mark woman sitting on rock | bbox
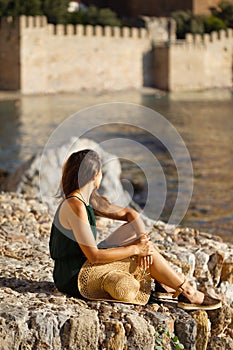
[49,149,221,310]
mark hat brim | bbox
[78,256,152,305]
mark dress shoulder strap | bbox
[66,195,87,206]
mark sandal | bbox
[178,294,222,311]
[151,281,178,305]
[172,280,222,311]
[172,279,186,298]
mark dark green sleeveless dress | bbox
[49,196,97,297]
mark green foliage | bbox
[211,0,233,27]
[190,15,206,35]
[0,0,42,17]
[171,11,205,38]
[81,5,99,25]
[0,0,123,27]
[168,331,185,350]
[154,326,184,350]
[171,10,192,39]
[21,0,42,15]
[204,15,227,33]
[64,5,122,26]
[0,0,10,17]
[172,1,233,37]
[96,7,122,26]
[41,0,70,24]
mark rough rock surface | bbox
[190,310,209,350]
[1,139,233,349]
[0,192,233,350]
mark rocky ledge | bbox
[0,191,233,350]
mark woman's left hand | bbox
[138,254,153,270]
[137,233,154,269]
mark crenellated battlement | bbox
[3,15,232,42]
[185,28,233,45]
[0,16,45,32]
[0,15,148,38]
[0,15,151,93]
[20,16,47,28]
[17,15,148,38]
[0,16,232,93]
[156,27,233,92]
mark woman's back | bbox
[49,196,97,296]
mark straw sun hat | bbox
[78,256,152,305]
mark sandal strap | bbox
[172,279,186,298]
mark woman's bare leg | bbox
[150,248,204,304]
[100,224,204,304]
[99,222,138,247]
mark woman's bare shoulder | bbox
[60,197,86,216]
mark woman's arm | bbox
[63,198,153,265]
[91,192,146,237]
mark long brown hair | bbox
[58,149,101,198]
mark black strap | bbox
[66,195,87,206]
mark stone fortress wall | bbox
[0,16,151,94]
[0,15,232,93]
[154,29,233,91]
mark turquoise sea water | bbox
[0,89,232,242]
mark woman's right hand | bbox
[135,234,154,256]
[135,234,154,269]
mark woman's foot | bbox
[152,280,222,310]
[175,280,222,311]
[178,294,222,311]
[181,282,204,304]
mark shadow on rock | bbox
[0,277,56,295]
